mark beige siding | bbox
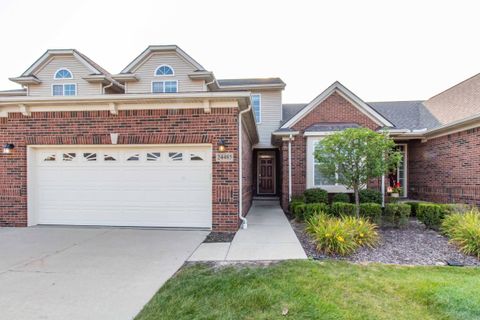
[424,73,480,124]
[253,90,283,148]
[126,52,205,93]
[27,55,102,96]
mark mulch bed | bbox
[203,232,236,243]
[290,218,480,266]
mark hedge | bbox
[359,189,382,204]
[417,203,445,229]
[332,193,350,203]
[384,203,411,228]
[359,203,382,223]
[304,188,329,204]
[330,202,356,217]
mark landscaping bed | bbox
[291,217,480,266]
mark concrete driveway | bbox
[0,227,208,320]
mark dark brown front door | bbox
[258,154,275,194]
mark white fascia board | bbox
[272,131,300,136]
[0,91,252,106]
[303,131,337,136]
[281,81,393,129]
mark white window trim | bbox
[306,136,352,193]
[151,80,178,93]
[251,93,261,124]
[154,64,175,77]
[53,68,73,80]
[51,83,77,96]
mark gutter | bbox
[238,104,252,229]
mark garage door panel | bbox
[32,147,212,228]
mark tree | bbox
[314,128,402,218]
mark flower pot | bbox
[391,193,399,198]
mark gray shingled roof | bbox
[217,78,285,87]
[282,101,440,130]
[282,103,307,124]
[368,101,440,130]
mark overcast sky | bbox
[0,0,478,103]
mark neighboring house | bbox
[0,46,479,232]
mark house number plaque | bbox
[216,153,234,162]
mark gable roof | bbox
[281,81,394,129]
[368,101,440,130]
[9,49,123,90]
[120,45,206,74]
[20,49,110,77]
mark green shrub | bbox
[441,203,471,215]
[304,188,328,204]
[384,203,411,228]
[359,203,382,223]
[359,189,382,204]
[441,211,480,258]
[332,193,350,203]
[292,202,328,221]
[417,203,445,229]
[289,200,304,212]
[330,202,356,217]
[291,203,306,221]
[303,203,329,221]
[290,195,306,203]
[404,201,423,217]
[306,214,378,256]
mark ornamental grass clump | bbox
[306,214,379,256]
[441,210,480,258]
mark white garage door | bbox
[30,146,212,228]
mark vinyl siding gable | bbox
[253,90,283,148]
[126,52,205,93]
[27,55,102,96]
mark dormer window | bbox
[155,65,174,76]
[152,81,178,93]
[53,84,77,96]
[54,68,73,79]
[52,68,76,96]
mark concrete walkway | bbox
[189,200,307,261]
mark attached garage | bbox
[28,145,212,228]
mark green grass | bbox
[136,260,480,320]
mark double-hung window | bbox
[251,94,261,124]
[152,81,178,93]
[52,84,76,96]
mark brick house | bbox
[1,46,479,232]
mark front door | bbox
[258,152,276,195]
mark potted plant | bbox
[389,182,402,198]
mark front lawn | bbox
[136,260,480,320]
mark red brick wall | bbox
[408,127,480,205]
[0,107,245,232]
[241,122,253,218]
[281,92,380,209]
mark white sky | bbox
[0,0,478,103]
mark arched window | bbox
[54,68,73,79]
[155,65,174,76]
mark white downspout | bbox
[238,104,252,229]
[288,135,293,202]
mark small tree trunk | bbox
[354,186,360,218]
